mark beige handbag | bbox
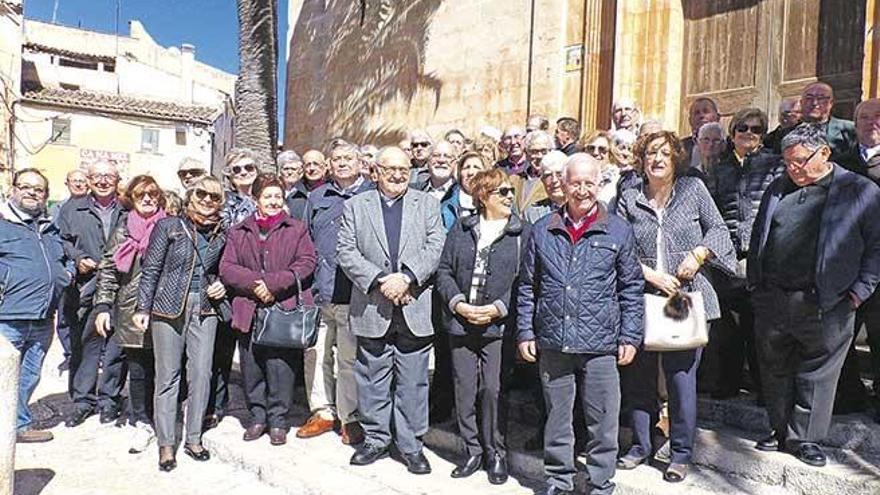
[643,291,708,352]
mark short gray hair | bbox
[562,152,600,181]
[524,130,553,150]
[697,122,725,140]
[328,139,358,157]
[780,123,829,152]
[277,150,302,166]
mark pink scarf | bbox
[255,211,286,232]
[114,209,167,273]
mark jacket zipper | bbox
[35,227,53,319]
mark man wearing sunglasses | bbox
[408,129,433,185]
[56,160,127,427]
[800,82,856,165]
[747,124,880,467]
[176,157,207,192]
[0,169,74,444]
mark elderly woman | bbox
[474,134,501,165]
[441,152,488,230]
[522,150,567,223]
[436,168,530,485]
[220,174,316,446]
[134,176,228,471]
[583,130,620,204]
[222,148,259,228]
[615,131,736,482]
[94,175,166,454]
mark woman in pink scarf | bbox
[93,175,167,455]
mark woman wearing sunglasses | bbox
[219,174,316,446]
[134,176,228,472]
[93,176,166,455]
[582,130,621,205]
[435,169,531,485]
[222,148,260,228]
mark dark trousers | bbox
[835,290,880,411]
[623,348,701,465]
[70,307,128,412]
[450,334,507,458]
[206,321,236,418]
[858,292,880,389]
[541,351,619,495]
[56,289,74,361]
[753,287,854,443]
[356,316,432,455]
[709,284,761,397]
[237,331,300,429]
[124,347,155,426]
[429,295,455,422]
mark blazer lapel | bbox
[398,191,417,257]
[364,191,391,259]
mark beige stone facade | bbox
[0,1,22,195]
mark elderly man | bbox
[1,169,73,443]
[176,157,208,192]
[523,150,567,224]
[444,129,467,158]
[57,160,127,427]
[338,147,445,474]
[298,140,375,444]
[696,122,727,177]
[399,139,413,160]
[764,97,802,153]
[302,149,328,190]
[518,154,644,495]
[408,129,433,172]
[496,126,529,175]
[414,140,458,203]
[527,114,550,133]
[611,98,642,133]
[513,130,553,212]
[682,97,721,169]
[277,150,309,220]
[554,118,580,156]
[748,124,880,466]
[800,82,856,164]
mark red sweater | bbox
[565,207,600,243]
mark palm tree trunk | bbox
[235,0,278,171]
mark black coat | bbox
[435,214,530,338]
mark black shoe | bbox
[202,414,222,431]
[486,454,508,485]
[99,405,122,424]
[756,432,784,452]
[350,443,389,466]
[158,457,177,472]
[183,444,210,462]
[787,442,826,467]
[543,486,575,495]
[402,451,432,475]
[65,407,94,428]
[450,454,482,478]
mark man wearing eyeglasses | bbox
[408,129,433,185]
[682,97,721,170]
[338,146,445,475]
[0,169,74,443]
[747,124,880,467]
[496,125,530,175]
[800,82,856,165]
[513,131,553,213]
[55,160,128,427]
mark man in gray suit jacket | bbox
[337,146,446,474]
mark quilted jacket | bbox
[516,203,645,355]
[137,216,226,319]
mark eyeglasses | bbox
[528,148,551,156]
[734,124,765,135]
[231,164,256,175]
[280,166,301,173]
[542,171,563,180]
[784,147,822,169]
[177,169,205,179]
[586,145,609,155]
[491,186,516,197]
[699,137,725,145]
[378,165,410,177]
[194,188,222,203]
[90,173,119,182]
[411,141,431,148]
[802,94,832,104]
[304,161,324,167]
[133,189,161,200]
[14,183,47,195]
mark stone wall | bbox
[0,1,22,196]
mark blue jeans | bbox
[0,319,54,431]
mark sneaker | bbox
[128,423,155,454]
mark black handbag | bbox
[253,274,320,349]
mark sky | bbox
[24,0,289,133]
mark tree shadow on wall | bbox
[285,0,444,149]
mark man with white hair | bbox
[414,140,458,203]
[278,150,309,220]
[176,157,208,191]
[513,130,554,212]
[612,98,642,133]
[57,159,128,427]
[496,125,529,175]
[764,97,802,153]
[517,153,644,495]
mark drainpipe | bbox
[526,0,536,118]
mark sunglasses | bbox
[492,186,516,197]
[586,145,609,155]
[734,124,765,135]
[231,164,256,175]
[177,168,205,179]
[194,188,222,203]
[90,173,119,182]
[133,189,161,200]
[411,141,431,148]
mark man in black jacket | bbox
[57,160,127,427]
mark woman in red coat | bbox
[220,174,317,446]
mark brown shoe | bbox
[296,414,336,439]
[243,423,267,441]
[341,421,365,445]
[269,427,287,446]
[16,429,53,443]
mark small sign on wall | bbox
[565,44,584,72]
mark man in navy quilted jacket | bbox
[517,154,645,495]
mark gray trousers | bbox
[356,315,432,455]
[152,292,218,447]
[753,287,854,443]
[541,351,619,495]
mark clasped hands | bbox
[378,273,413,306]
[253,279,275,305]
[454,301,500,326]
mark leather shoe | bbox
[787,442,827,467]
[202,414,222,431]
[402,451,432,475]
[183,444,210,461]
[755,432,784,452]
[543,486,575,495]
[16,429,54,443]
[243,423,267,442]
[269,427,287,446]
[350,443,389,466]
[296,414,336,439]
[99,404,122,424]
[450,454,482,478]
[486,454,508,485]
[158,457,177,472]
[66,407,94,428]
[341,421,364,445]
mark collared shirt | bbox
[379,190,405,208]
[563,205,599,243]
[860,143,880,163]
[331,175,365,197]
[424,178,454,202]
[92,196,118,240]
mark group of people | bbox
[2,79,880,495]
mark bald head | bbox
[563,153,602,183]
[65,169,89,197]
[86,160,119,200]
[801,82,835,123]
[376,146,411,198]
[377,146,410,168]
